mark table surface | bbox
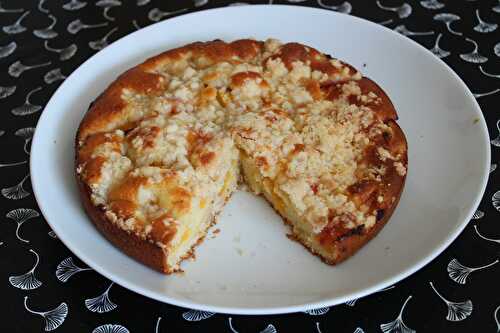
[1,0,499,332]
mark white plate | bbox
[31,5,490,315]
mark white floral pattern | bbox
[0,0,496,331]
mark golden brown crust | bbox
[75,159,229,274]
[77,39,356,143]
[332,166,405,264]
[76,170,170,273]
[75,38,408,273]
[319,122,407,263]
[315,114,407,262]
[275,119,407,264]
[77,40,260,142]
[143,39,264,72]
[267,42,357,78]
[356,77,397,121]
[287,178,404,265]
[77,68,166,142]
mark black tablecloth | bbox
[1,1,499,332]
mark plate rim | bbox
[30,4,491,315]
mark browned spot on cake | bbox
[198,86,217,106]
[78,132,122,161]
[108,176,148,202]
[323,83,343,101]
[150,215,177,244]
[199,152,215,166]
[169,187,192,214]
[304,79,322,100]
[349,180,378,207]
[231,71,265,87]
[82,156,107,184]
[77,68,165,141]
[270,43,317,69]
[109,199,137,220]
[318,213,364,245]
[127,126,161,148]
[356,77,397,121]
[230,39,264,60]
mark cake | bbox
[75,39,408,273]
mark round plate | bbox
[31,5,490,315]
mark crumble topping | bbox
[77,38,407,244]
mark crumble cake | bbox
[76,39,408,273]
